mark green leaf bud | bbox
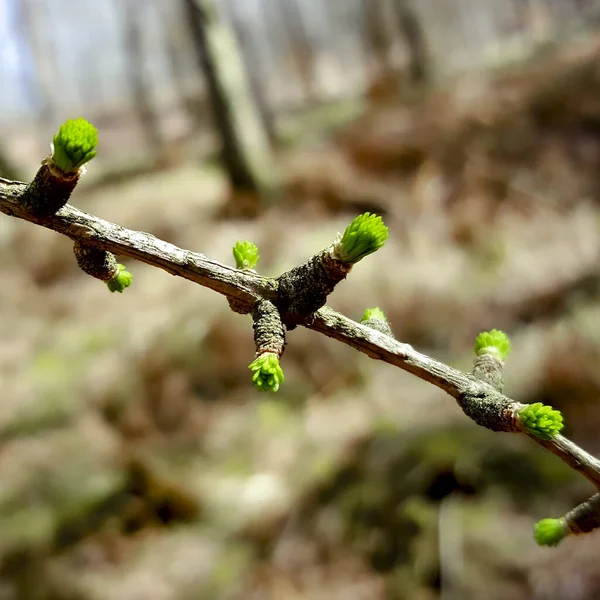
[52,118,98,173]
[249,352,284,392]
[106,264,134,293]
[474,329,511,360]
[518,402,564,440]
[360,306,394,337]
[233,241,260,270]
[361,307,387,323]
[335,213,388,264]
[534,517,568,547]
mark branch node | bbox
[277,249,349,329]
[20,160,80,217]
[458,388,517,433]
[73,241,119,281]
[249,300,286,392]
[472,353,505,392]
[252,299,285,357]
[227,297,252,315]
[566,494,600,535]
[360,307,394,338]
[19,118,97,217]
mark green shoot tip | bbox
[518,402,564,440]
[361,307,388,323]
[474,329,511,360]
[534,517,568,547]
[52,118,98,173]
[233,240,259,270]
[249,352,284,392]
[335,212,388,264]
[106,264,133,293]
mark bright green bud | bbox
[106,264,133,293]
[52,118,98,173]
[249,353,284,392]
[361,307,387,323]
[233,241,259,270]
[518,402,564,440]
[335,213,388,264]
[534,517,568,547]
[474,329,511,360]
[360,306,394,337]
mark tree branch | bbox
[2,172,600,537]
[0,177,278,308]
[311,308,600,488]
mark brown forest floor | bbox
[2,36,600,600]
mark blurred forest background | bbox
[2,0,600,598]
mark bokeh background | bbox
[2,0,600,598]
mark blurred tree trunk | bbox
[275,0,316,102]
[123,0,164,153]
[160,0,207,132]
[360,0,394,77]
[224,0,279,147]
[393,0,430,84]
[182,0,279,207]
[527,0,554,42]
